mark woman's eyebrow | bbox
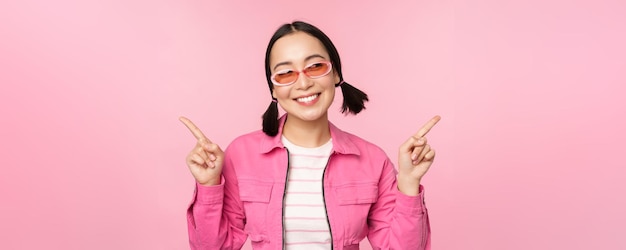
[305,54,326,62]
[273,54,327,70]
[273,61,292,71]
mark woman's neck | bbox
[282,115,331,148]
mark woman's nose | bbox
[295,72,314,90]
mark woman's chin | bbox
[290,110,328,123]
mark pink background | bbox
[1,0,625,249]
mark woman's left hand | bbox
[397,115,441,196]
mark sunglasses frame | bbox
[270,61,333,86]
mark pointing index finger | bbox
[414,115,441,138]
[179,116,211,143]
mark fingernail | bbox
[411,154,417,160]
[417,138,425,144]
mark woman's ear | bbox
[334,72,340,85]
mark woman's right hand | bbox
[179,116,224,186]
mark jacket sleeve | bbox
[367,157,431,250]
[186,150,247,250]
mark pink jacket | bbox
[187,116,431,249]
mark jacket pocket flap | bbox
[239,180,273,203]
[335,183,379,205]
[249,234,269,242]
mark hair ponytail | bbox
[336,81,368,114]
[262,99,279,136]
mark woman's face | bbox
[269,32,340,124]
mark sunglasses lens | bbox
[273,71,298,85]
[304,62,330,77]
[271,62,331,85]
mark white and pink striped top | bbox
[281,136,333,249]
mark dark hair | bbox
[262,21,369,136]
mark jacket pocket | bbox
[239,180,273,203]
[238,179,273,244]
[334,182,380,246]
[335,182,379,205]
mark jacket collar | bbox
[260,114,360,156]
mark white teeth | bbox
[296,94,318,103]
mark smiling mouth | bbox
[294,93,320,103]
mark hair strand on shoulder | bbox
[262,100,279,136]
[338,81,368,114]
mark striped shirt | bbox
[281,136,333,249]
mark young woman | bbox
[180,21,440,250]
